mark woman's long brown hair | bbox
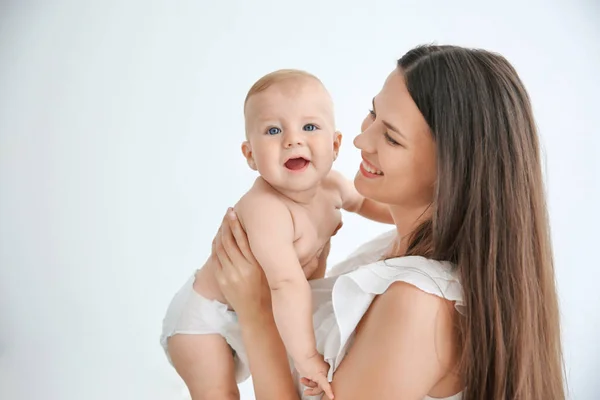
[398,45,565,399]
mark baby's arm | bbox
[327,170,395,224]
[235,193,319,365]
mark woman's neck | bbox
[387,203,432,257]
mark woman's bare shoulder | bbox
[325,281,461,400]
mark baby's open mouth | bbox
[284,157,309,171]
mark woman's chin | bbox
[354,173,381,202]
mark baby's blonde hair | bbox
[243,69,324,110]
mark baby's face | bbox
[242,79,341,193]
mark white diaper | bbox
[160,274,250,383]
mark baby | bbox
[161,69,392,399]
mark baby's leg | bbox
[168,334,239,400]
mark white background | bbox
[1,1,598,399]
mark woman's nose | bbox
[353,129,374,153]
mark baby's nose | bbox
[284,131,305,147]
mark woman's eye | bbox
[384,132,400,146]
[303,124,318,132]
[267,127,281,135]
[368,109,376,118]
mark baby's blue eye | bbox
[303,124,317,132]
[267,127,281,135]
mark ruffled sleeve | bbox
[311,255,464,383]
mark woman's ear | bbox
[333,131,342,161]
[241,141,257,170]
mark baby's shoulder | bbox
[322,170,344,191]
[318,170,347,207]
[235,178,291,219]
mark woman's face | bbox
[353,69,437,210]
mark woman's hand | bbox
[213,209,301,400]
[213,208,272,320]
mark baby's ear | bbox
[333,131,342,161]
[241,141,257,170]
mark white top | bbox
[296,230,465,400]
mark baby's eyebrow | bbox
[302,115,327,121]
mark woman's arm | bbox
[215,210,459,400]
[214,210,300,400]
[238,300,299,400]
[315,282,459,400]
[327,170,394,224]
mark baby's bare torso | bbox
[194,177,343,305]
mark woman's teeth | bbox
[362,161,383,175]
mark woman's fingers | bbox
[302,375,334,398]
[220,211,245,267]
[303,386,324,397]
[226,210,256,263]
[300,377,317,388]
[221,208,256,271]
[211,226,221,259]
[214,226,234,282]
[314,376,334,399]
[213,210,231,266]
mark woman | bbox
[212,44,565,400]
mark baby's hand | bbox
[297,353,334,399]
